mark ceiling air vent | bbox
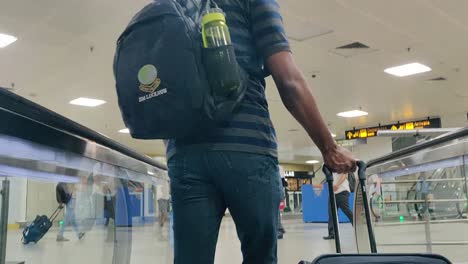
[330,41,378,58]
[427,77,447,81]
[336,42,370,49]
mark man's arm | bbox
[248,0,354,172]
[265,51,356,173]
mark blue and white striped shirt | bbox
[167,0,290,159]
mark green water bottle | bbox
[201,8,240,97]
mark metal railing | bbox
[0,88,169,264]
[354,126,468,262]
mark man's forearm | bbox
[275,74,336,155]
[267,51,356,173]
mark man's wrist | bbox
[320,141,337,157]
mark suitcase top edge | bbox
[311,253,451,264]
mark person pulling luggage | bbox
[56,182,85,242]
[114,0,356,262]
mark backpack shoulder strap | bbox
[176,0,211,24]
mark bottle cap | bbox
[202,11,226,26]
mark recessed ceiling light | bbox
[331,133,337,138]
[0,33,17,48]
[69,97,106,107]
[384,62,431,77]
[337,110,368,118]
[119,128,130,134]
[147,171,155,175]
[306,160,320,164]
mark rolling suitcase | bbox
[22,206,62,244]
[299,161,451,264]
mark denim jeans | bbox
[168,151,281,264]
[58,199,81,238]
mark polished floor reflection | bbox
[6,217,355,264]
[215,217,356,263]
[9,215,468,263]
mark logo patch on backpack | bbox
[137,64,167,102]
[138,64,161,93]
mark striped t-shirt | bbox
[167,0,290,159]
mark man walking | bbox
[157,183,170,228]
[323,173,353,240]
[168,0,356,263]
[56,182,85,242]
[277,165,287,239]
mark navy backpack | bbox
[114,0,246,139]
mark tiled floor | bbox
[215,217,356,264]
[5,217,356,264]
[8,216,468,263]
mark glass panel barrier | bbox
[355,129,468,263]
[0,90,171,264]
[0,135,171,264]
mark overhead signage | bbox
[345,117,441,140]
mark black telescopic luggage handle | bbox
[322,164,342,253]
[50,205,63,222]
[322,161,377,254]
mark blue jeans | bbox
[58,199,81,237]
[168,151,281,264]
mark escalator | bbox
[405,167,466,220]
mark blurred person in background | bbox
[157,182,171,240]
[323,173,353,240]
[102,184,116,227]
[277,165,287,239]
[56,182,85,242]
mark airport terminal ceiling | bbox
[0,0,467,163]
